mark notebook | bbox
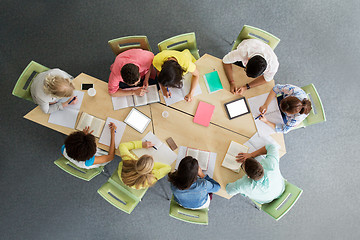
[162,72,202,106]
[132,132,177,165]
[193,101,215,127]
[186,147,211,170]
[98,117,127,149]
[204,71,223,94]
[76,112,106,138]
[221,141,249,173]
[243,132,280,154]
[111,85,160,110]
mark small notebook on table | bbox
[221,141,249,173]
[98,117,127,149]
[186,147,211,171]
[193,101,215,127]
[204,71,223,94]
[76,112,106,138]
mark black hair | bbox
[158,60,184,88]
[246,55,267,78]
[121,63,140,85]
[168,156,198,190]
[64,131,97,162]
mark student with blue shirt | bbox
[61,124,116,169]
[168,156,220,209]
[226,144,285,204]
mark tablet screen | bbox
[225,98,250,119]
[124,108,151,133]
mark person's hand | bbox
[142,141,154,148]
[236,86,246,95]
[230,83,238,94]
[143,80,149,90]
[236,153,252,163]
[109,122,117,134]
[184,93,193,102]
[259,105,267,114]
[134,87,148,96]
[162,87,171,98]
[198,166,205,178]
[82,126,94,135]
[259,115,268,123]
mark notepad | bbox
[98,117,126,149]
[162,72,202,106]
[112,85,160,110]
[76,112,106,138]
[186,147,211,170]
[132,132,177,165]
[204,71,223,94]
[221,141,249,173]
[193,101,215,127]
[243,132,280,154]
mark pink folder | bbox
[193,101,215,127]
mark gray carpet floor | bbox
[1,0,359,239]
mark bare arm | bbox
[235,146,267,162]
[109,88,147,97]
[259,89,277,114]
[142,70,151,89]
[184,68,199,102]
[237,75,267,95]
[222,62,238,94]
[93,123,117,164]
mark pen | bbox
[254,114,262,120]
[166,87,171,98]
[145,140,157,150]
[68,96,76,104]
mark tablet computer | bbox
[124,108,151,133]
[224,97,250,119]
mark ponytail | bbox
[121,155,156,189]
[280,96,312,115]
[300,99,312,115]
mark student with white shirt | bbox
[30,68,78,114]
[222,39,279,95]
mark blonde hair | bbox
[121,155,156,189]
[43,74,74,98]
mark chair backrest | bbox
[54,157,103,181]
[158,32,200,59]
[12,61,49,102]
[108,36,152,55]
[169,196,208,225]
[232,25,280,51]
[260,180,303,221]
[301,84,326,127]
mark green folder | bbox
[204,71,223,93]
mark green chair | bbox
[54,157,104,181]
[232,25,280,51]
[251,180,303,221]
[97,166,148,214]
[108,35,152,55]
[158,32,200,60]
[12,61,49,102]
[169,196,208,225]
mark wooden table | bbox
[24,73,153,156]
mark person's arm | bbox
[236,146,267,163]
[259,89,277,114]
[93,123,117,164]
[152,162,172,180]
[142,69,151,89]
[237,75,267,95]
[222,62,238,94]
[274,114,306,134]
[204,175,221,193]
[259,115,276,130]
[160,83,171,98]
[184,68,199,102]
[110,87,147,97]
[226,177,247,196]
[119,140,143,160]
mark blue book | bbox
[204,71,223,93]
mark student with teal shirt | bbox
[61,124,116,169]
[226,144,285,204]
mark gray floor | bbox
[1,0,359,239]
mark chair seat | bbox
[169,196,208,225]
[54,157,103,181]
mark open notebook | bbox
[186,148,211,170]
[98,117,127,149]
[175,146,217,178]
[76,112,106,138]
[162,73,202,106]
[221,141,249,173]
[132,131,177,165]
[247,92,284,136]
[243,132,280,154]
[48,90,85,129]
[111,85,160,110]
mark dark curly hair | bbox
[64,131,97,161]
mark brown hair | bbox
[43,74,74,98]
[120,63,140,85]
[168,156,198,190]
[64,131,97,162]
[121,155,156,189]
[244,157,264,181]
[280,96,312,115]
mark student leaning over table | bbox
[168,156,220,209]
[108,49,157,97]
[118,141,171,189]
[30,68,78,114]
[222,39,279,95]
[61,123,117,169]
[153,49,199,102]
[226,144,285,204]
[258,84,312,134]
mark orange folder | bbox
[193,101,215,127]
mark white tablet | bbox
[124,108,151,133]
[224,97,250,119]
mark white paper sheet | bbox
[98,117,127,149]
[59,90,84,110]
[243,132,280,153]
[48,107,79,129]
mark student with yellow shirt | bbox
[153,49,199,102]
[118,140,171,189]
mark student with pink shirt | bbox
[108,49,157,97]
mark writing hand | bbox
[142,141,155,149]
[184,93,193,102]
[259,105,267,114]
[109,122,117,134]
